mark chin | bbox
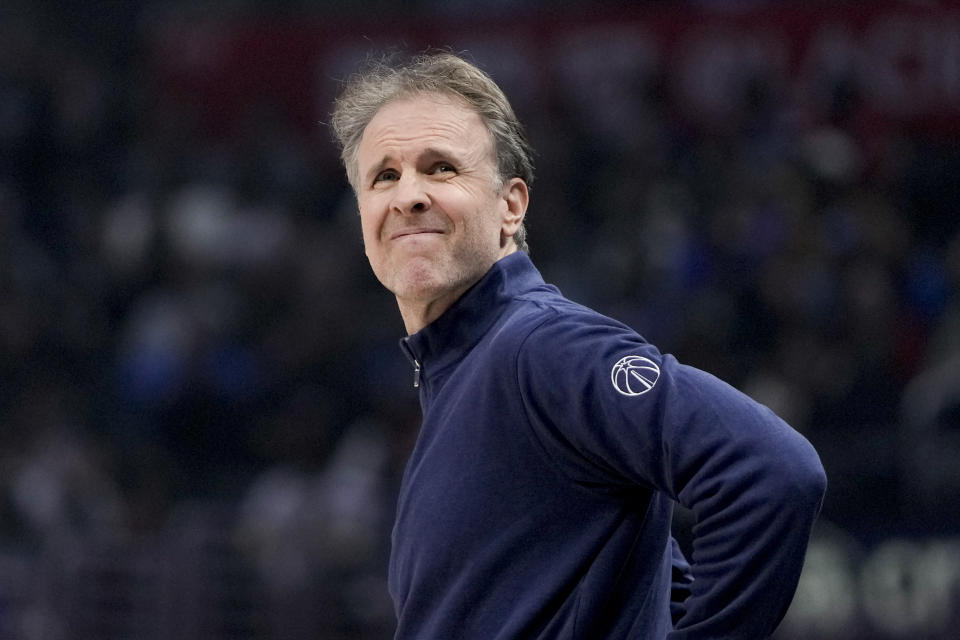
[375,252,493,303]
[393,274,454,302]
[380,260,451,299]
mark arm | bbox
[663,363,826,638]
[516,313,826,638]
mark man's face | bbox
[355,92,524,315]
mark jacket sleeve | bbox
[670,536,693,626]
[515,312,827,638]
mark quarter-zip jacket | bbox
[390,252,826,639]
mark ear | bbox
[500,177,529,238]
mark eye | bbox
[430,163,456,175]
[373,169,399,185]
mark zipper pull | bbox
[399,338,422,389]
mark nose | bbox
[391,173,429,215]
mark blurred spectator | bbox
[1,2,958,638]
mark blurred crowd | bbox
[1,1,959,638]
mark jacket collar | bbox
[400,252,545,380]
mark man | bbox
[331,52,826,639]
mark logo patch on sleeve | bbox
[611,355,661,396]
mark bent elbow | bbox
[799,457,828,511]
[780,441,828,515]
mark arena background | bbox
[2,0,959,638]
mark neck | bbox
[397,244,519,334]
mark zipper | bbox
[400,338,422,389]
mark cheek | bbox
[357,222,381,265]
[357,206,382,243]
[440,187,496,224]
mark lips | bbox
[390,228,445,240]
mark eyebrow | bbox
[419,147,456,163]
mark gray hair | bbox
[330,52,534,253]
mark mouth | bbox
[390,229,444,240]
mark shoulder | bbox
[516,294,655,363]
[508,295,676,411]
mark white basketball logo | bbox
[611,355,661,396]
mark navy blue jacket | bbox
[390,252,826,639]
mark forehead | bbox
[358,93,493,162]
